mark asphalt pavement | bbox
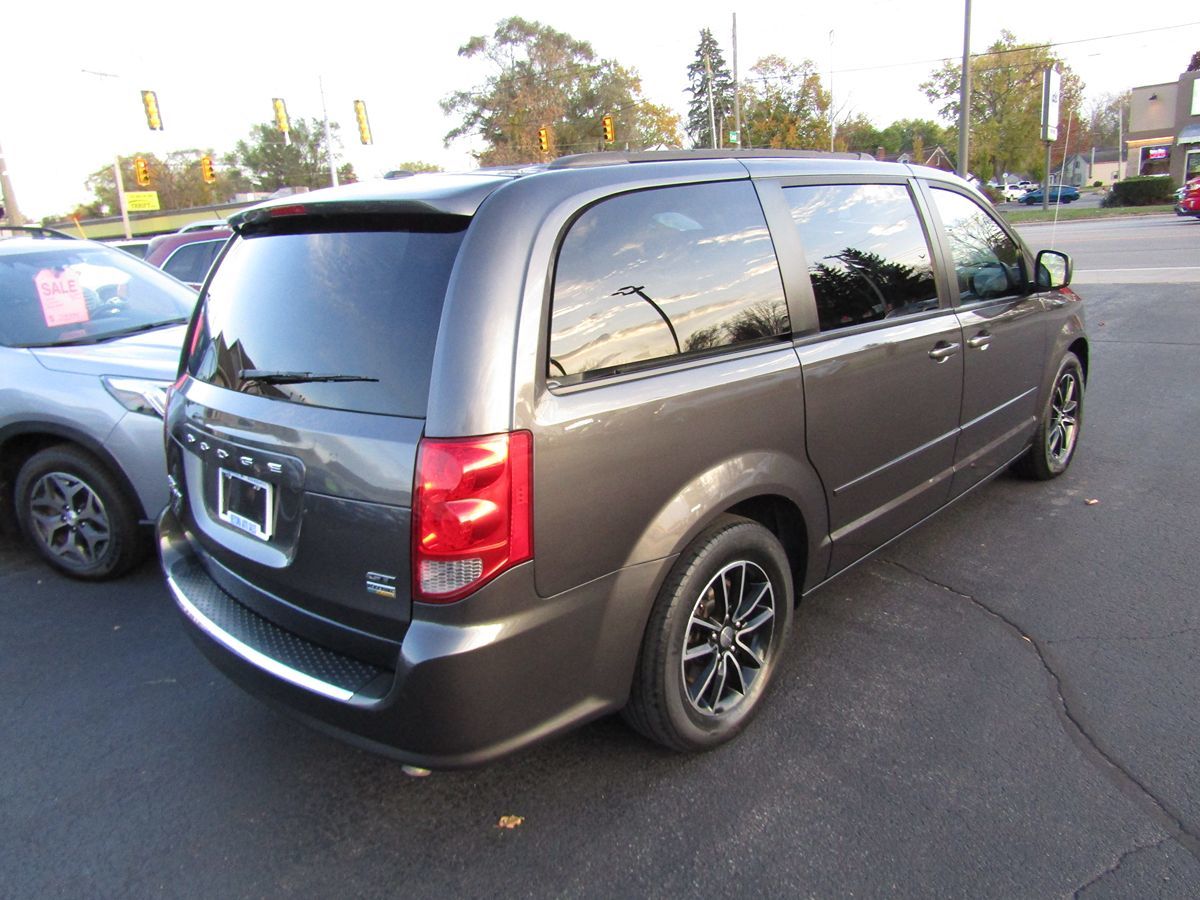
[3,216,1198,897]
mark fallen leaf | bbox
[1084,498,1100,506]
[496,815,524,829]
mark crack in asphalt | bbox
[879,558,1200,863]
[1071,836,1172,898]
[1047,628,1200,645]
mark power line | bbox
[830,20,1200,76]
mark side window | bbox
[164,241,221,284]
[549,181,788,382]
[930,188,1025,303]
[784,184,939,332]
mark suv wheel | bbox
[14,445,144,579]
[623,516,794,751]
[1016,351,1084,480]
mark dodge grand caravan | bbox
[159,151,1087,767]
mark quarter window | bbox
[784,183,939,332]
[930,188,1025,302]
[549,181,788,382]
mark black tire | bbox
[14,445,145,580]
[1016,351,1084,480]
[623,515,794,752]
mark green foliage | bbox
[440,17,680,165]
[389,161,443,174]
[76,150,239,218]
[740,55,829,150]
[1105,176,1176,207]
[686,28,736,148]
[922,31,1084,182]
[223,118,355,193]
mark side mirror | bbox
[1036,249,1072,289]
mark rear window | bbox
[186,219,466,418]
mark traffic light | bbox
[602,114,615,144]
[133,157,151,187]
[272,98,290,134]
[353,100,372,145]
[200,155,216,184]
[141,90,163,130]
[538,126,550,154]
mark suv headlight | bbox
[102,376,171,418]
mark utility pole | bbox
[957,0,972,178]
[113,156,132,239]
[732,14,741,148]
[320,75,339,188]
[0,136,25,225]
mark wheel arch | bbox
[623,451,831,603]
[0,423,147,532]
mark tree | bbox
[834,114,881,154]
[921,31,1083,181]
[740,55,830,150]
[74,150,240,218]
[441,17,680,165]
[1188,51,1200,72]
[388,161,443,174]
[1078,91,1130,151]
[685,28,736,148]
[223,118,355,193]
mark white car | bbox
[1000,184,1025,202]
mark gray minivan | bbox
[159,151,1086,767]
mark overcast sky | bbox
[3,1,1197,219]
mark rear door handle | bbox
[928,341,960,363]
[967,331,992,350]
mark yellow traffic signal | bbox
[200,155,216,184]
[602,114,615,144]
[141,90,163,131]
[133,157,151,187]
[538,126,550,154]
[353,100,372,145]
[272,98,290,134]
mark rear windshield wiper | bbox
[238,369,380,385]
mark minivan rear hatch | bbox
[168,208,469,650]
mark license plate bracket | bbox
[217,468,275,541]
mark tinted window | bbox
[0,243,195,347]
[930,189,1025,302]
[164,240,223,285]
[784,184,939,332]
[187,221,466,417]
[549,181,788,382]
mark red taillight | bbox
[269,204,307,218]
[412,431,532,603]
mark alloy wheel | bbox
[1047,371,1080,465]
[681,560,776,716]
[28,471,112,568]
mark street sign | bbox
[728,130,740,145]
[1041,68,1061,143]
[125,191,161,212]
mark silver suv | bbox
[159,151,1086,766]
[1,229,195,578]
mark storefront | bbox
[1180,125,1200,182]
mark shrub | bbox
[1092,180,1102,188]
[1107,176,1176,207]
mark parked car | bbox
[144,229,231,288]
[0,227,197,578]
[1175,176,1200,218]
[1000,183,1026,202]
[159,151,1087,767]
[176,218,229,233]
[109,238,151,259]
[1020,185,1080,204]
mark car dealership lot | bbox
[3,217,1198,897]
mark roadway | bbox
[3,214,1199,897]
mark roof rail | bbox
[0,224,76,240]
[547,149,876,169]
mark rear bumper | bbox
[158,507,667,768]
